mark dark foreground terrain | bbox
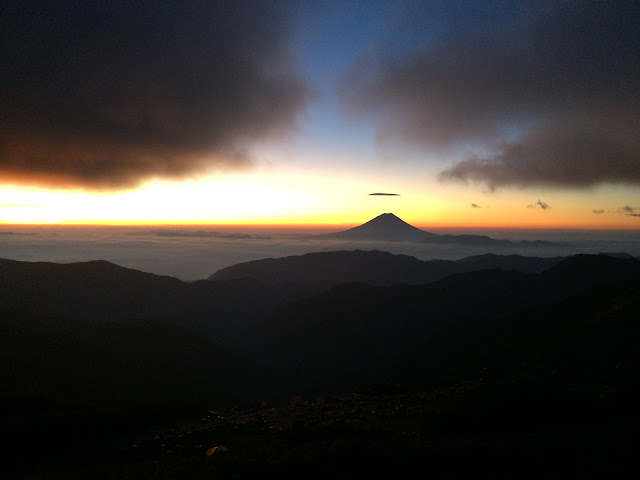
[2,251,639,477]
[3,373,637,479]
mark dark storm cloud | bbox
[0,1,311,190]
[342,1,640,189]
[369,193,400,196]
[527,200,550,210]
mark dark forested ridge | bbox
[2,252,639,401]
[209,249,564,284]
[1,252,639,477]
[247,254,640,394]
[0,258,312,347]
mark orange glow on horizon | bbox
[1,216,639,230]
[2,173,639,230]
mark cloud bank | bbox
[342,1,640,189]
[129,230,271,240]
[0,1,311,190]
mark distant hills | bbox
[247,254,640,394]
[2,251,640,411]
[324,213,431,242]
[0,258,306,347]
[210,250,564,285]
[323,212,562,247]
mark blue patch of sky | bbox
[286,1,537,169]
[288,1,445,167]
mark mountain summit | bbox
[325,213,432,242]
[324,212,565,247]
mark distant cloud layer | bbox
[129,230,270,240]
[591,206,640,217]
[527,200,550,210]
[0,2,311,190]
[342,1,640,190]
[620,206,640,217]
[369,193,400,196]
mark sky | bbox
[1,0,639,228]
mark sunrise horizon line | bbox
[2,219,638,231]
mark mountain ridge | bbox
[209,249,565,285]
[323,213,431,242]
[247,253,640,394]
[3,252,639,408]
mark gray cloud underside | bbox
[0,1,311,190]
[342,1,640,189]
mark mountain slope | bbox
[0,258,309,348]
[3,253,639,409]
[323,213,432,241]
[0,313,267,408]
[321,212,563,246]
[246,254,640,395]
[366,270,640,393]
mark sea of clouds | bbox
[1,227,639,281]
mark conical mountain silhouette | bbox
[326,213,562,247]
[326,213,434,242]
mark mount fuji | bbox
[325,213,558,247]
[324,213,434,242]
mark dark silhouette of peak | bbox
[322,213,562,246]
[0,258,181,286]
[210,249,433,285]
[324,213,432,241]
